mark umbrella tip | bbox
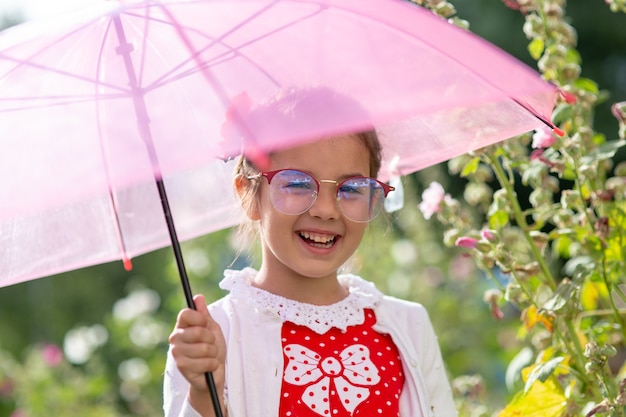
[123,257,133,271]
[553,126,565,137]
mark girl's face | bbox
[255,135,371,283]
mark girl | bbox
[163,89,457,417]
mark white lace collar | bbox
[219,268,383,334]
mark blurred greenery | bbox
[0,1,624,416]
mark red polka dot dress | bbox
[279,309,405,416]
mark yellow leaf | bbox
[498,376,567,417]
[580,280,609,310]
[522,305,554,333]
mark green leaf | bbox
[524,357,565,394]
[521,162,547,186]
[541,281,577,312]
[564,48,582,65]
[551,103,574,125]
[506,347,534,390]
[574,77,599,94]
[580,140,626,164]
[553,236,572,258]
[562,256,593,278]
[460,156,481,177]
[489,209,510,229]
[528,38,545,60]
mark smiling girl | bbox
[163,89,457,417]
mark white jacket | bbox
[164,269,458,417]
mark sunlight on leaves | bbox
[499,371,567,417]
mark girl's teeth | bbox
[300,231,336,244]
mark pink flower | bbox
[455,237,478,249]
[612,102,626,124]
[0,379,14,398]
[480,229,496,241]
[41,344,63,367]
[490,303,505,320]
[531,128,557,149]
[419,182,449,219]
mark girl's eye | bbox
[339,184,363,194]
[284,180,314,189]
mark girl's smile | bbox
[297,229,340,250]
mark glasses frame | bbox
[249,168,395,222]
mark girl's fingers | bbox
[193,294,208,316]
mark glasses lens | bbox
[268,170,318,215]
[337,177,386,222]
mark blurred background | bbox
[0,1,624,415]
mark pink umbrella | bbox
[0,0,557,287]
[0,0,558,408]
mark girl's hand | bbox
[169,294,227,415]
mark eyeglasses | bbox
[249,169,395,223]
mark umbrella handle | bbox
[156,178,225,417]
[111,14,224,415]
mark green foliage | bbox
[420,1,626,415]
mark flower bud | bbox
[455,237,478,249]
[595,216,610,240]
[606,177,626,198]
[475,241,492,253]
[560,63,581,82]
[600,344,617,358]
[434,1,456,17]
[529,231,550,246]
[483,289,503,304]
[448,17,470,30]
[561,190,581,208]
[443,229,462,247]
[464,182,493,207]
[579,164,597,180]
[493,189,510,210]
[523,14,543,38]
[530,188,554,209]
[612,101,626,124]
[577,126,594,143]
[616,162,626,177]
[481,229,498,242]
[595,189,615,202]
[553,209,575,228]
[513,262,541,279]
[504,283,524,303]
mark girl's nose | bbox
[307,183,341,220]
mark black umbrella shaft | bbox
[155,178,223,416]
[112,14,223,417]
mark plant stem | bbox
[600,258,626,341]
[487,153,557,290]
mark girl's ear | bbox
[234,174,260,220]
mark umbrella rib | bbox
[0,93,130,113]
[91,16,134,271]
[134,0,326,93]
[0,54,131,93]
[0,13,129,92]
